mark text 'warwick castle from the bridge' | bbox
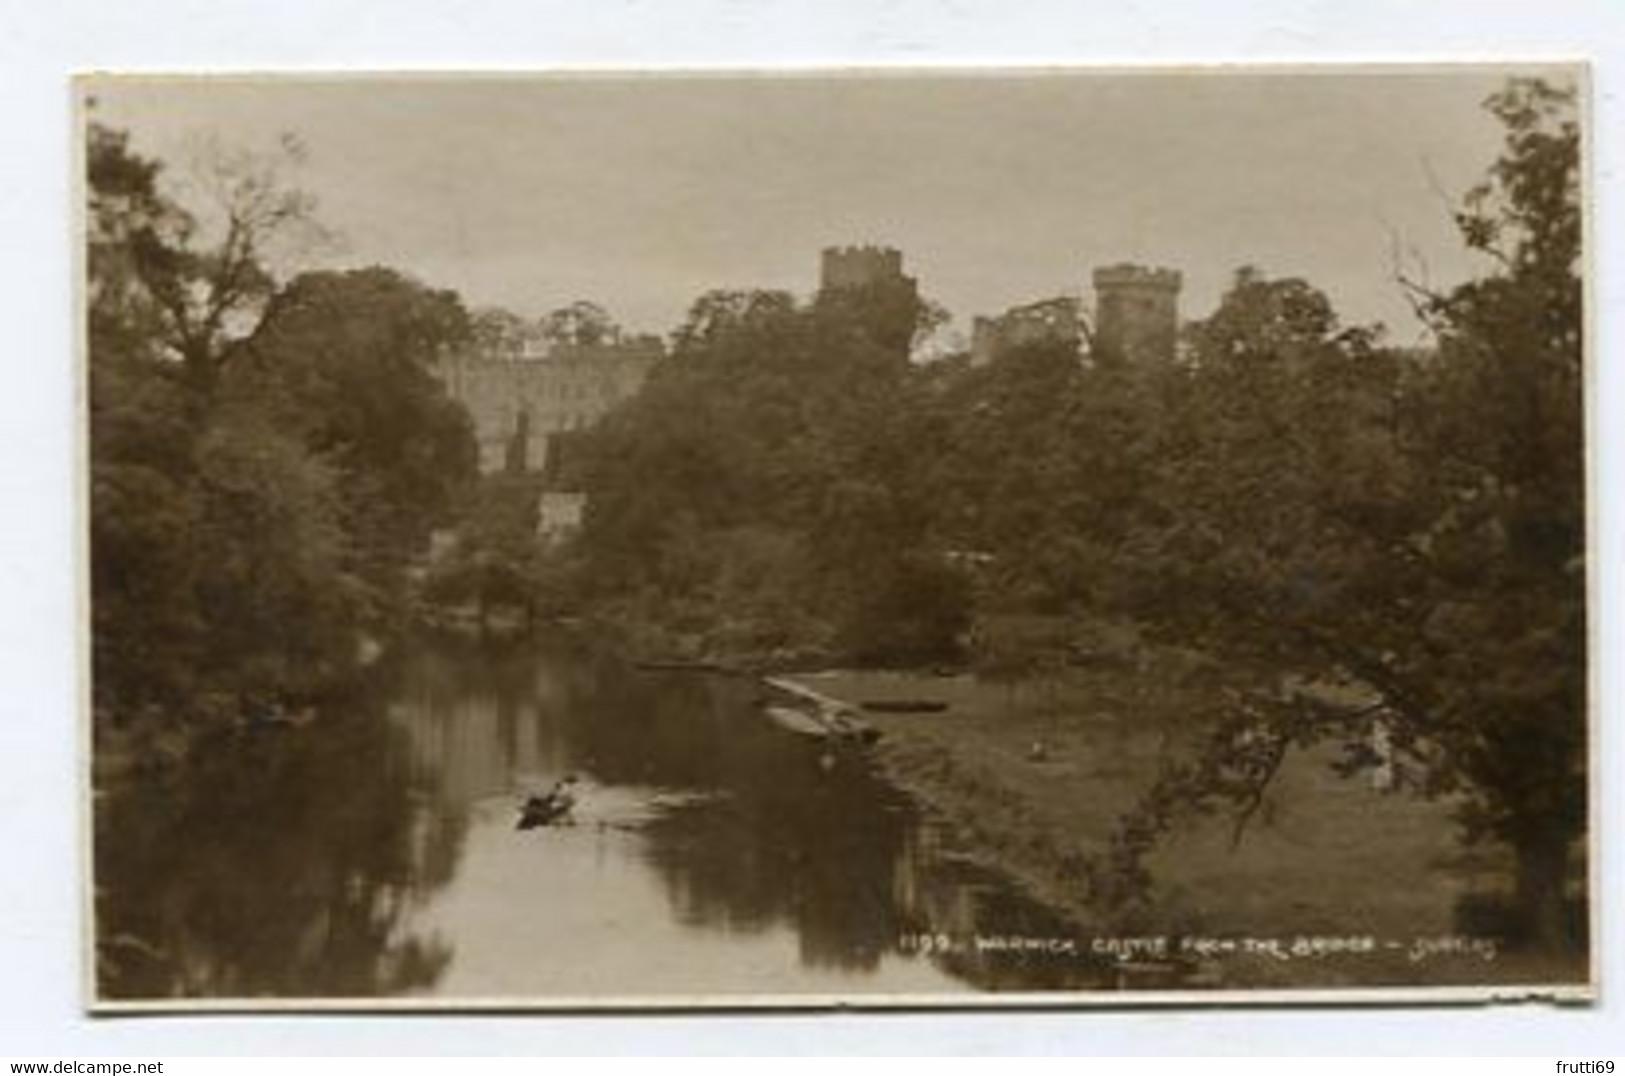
[434,245,1183,476]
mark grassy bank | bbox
[780,661,1584,990]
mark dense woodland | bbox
[89,79,1584,948]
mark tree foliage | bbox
[579,281,959,663]
[233,267,478,605]
[91,127,325,388]
[539,300,620,348]
[470,306,539,358]
[1103,80,1585,947]
[89,125,476,744]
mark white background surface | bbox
[0,0,1618,1056]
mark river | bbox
[95,631,1129,1003]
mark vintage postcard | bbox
[82,66,1593,1009]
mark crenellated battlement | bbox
[1091,264,1183,292]
[820,245,910,292]
[823,244,905,264]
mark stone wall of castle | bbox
[434,338,662,475]
[971,264,1182,367]
[970,296,1082,366]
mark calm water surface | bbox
[97,632,1125,1001]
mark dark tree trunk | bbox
[181,340,220,394]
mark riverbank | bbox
[776,661,1582,989]
[92,627,394,789]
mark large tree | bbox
[1109,79,1585,950]
[89,126,477,740]
[88,125,359,728]
[1399,77,1585,945]
[539,300,620,348]
[470,306,540,358]
[94,126,324,389]
[233,267,479,609]
[578,283,964,663]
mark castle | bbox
[971,262,1183,367]
[434,248,1183,480]
[433,336,662,474]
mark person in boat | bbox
[518,774,580,830]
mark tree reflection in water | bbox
[96,706,464,999]
[97,633,1136,999]
[399,633,1121,988]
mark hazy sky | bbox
[89,68,1576,343]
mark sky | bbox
[87,67,1578,345]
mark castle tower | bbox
[819,245,916,298]
[816,245,921,357]
[1091,264,1182,366]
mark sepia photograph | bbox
[82,66,1592,1008]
